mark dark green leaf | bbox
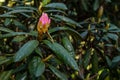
[53,15,82,27]
[28,56,45,77]
[0,56,12,65]
[105,56,112,67]
[49,27,82,40]
[93,0,99,11]
[99,69,109,80]
[12,36,27,42]
[4,18,11,26]
[0,27,14,33]
[62,36,75,57]
[107,33,118,41]
[83,49,91,68]
[45,3,68,10]
[13,20,27,31]
[0,70,13,80]
[91,51,98,74]
[112,56,120,63]
[14,40,39,62]
[44,40,79,71]
[49,65,68,80]
[0,32,33,38]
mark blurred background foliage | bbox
[0,0,120,80]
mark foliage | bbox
[0,0,120,80]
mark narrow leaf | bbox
[14,40,39,62]
[44,40,79,71]
[49,65,67,80]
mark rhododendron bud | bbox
[37,13,51,40]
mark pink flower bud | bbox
[37,13,51,40]
[39,13,51,26]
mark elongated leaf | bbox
[62,36,75,57]
[0,14,16,18]
[4,18,11,26]
[93,0,99,11]
[83,49,91,68]
[0,70,13,80]
[107,33,118,41]
[112,56,120,63]
[105,56,112,67]
[28,56,45,77]
[44,40,79,71]
[14,40,39,62]
[49,65,67,80]
[91,51,98,74]
[53,15,82,27]
[99,69,109,80]
[0,32,34,38]
[12,36,27,42]
[45,3,68,10]
[49,27,82,40]
[44,10,66,15]
[0,56,12,65]
[13,20,27,31]
[4,10,33,15]
[0,27,14,33]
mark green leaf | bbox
[14,40,39,62]
[108,24,120,32]
[44,10,66,15]
[35,47,43,58]
[4,18,11,26]
[83,49,91,68]
[42,0,51,6]
[49,27,82,40]
[0,32,33,38]
[0,14,16,18]
[45,3,68,10]
[0,56,12,65]
[28,56,45,77]
[91,51,98,74]
[0,70,13,80]
[99,69,109,80]
[62,36,75,57]
[105,56,112,67]
[12,36,27,42]
[0,27,14,33]
[112,56,120,63]
[107,33,118,41]
[15,72,27,80]
[44,40,79,71]
[110,56,120,69]
[4,10,33,15]
[49,65,68,80]
[13,20,27,31]
[53,15,82,27]
[93,0,99,11]
[81,0,88,11]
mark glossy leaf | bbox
[44,40,79,71]
[49,65,68,80]
[62,36,75,57]
[28,56,45,77]
[45,3,68,10]
[13,20,27,31]
[0,27,14,33]
[14,40,39,62]
[49,27,82,40]
[53,15,82,27]
[12,36,27,42]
